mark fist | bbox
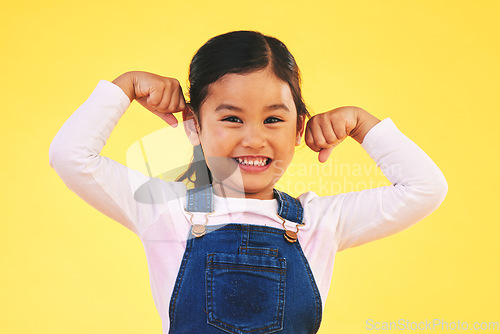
[113,71,187,127]
[304,106,360,163]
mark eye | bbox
[264,117,283,124]
[222,116,242,123]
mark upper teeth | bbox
[235,157,269,166]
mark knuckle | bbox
[311,146,320,152]
[309,115,319,123]
[325,134,337,144]
[314,114,325,124]
[178,101,186,110]
[316,138,328,147]
[166,78,179,89]
[167,103,178,113]
[149,97,160,107]
[305,137,313,147]
[155,79,166,89]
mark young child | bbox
[49,30,448,334]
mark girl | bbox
[49,30,448,333]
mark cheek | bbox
[207,129,230,147]
[201,127,232,151]
[276,127,298,146]
[282,130,299,159]
[214,128,228,139]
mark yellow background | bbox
[2,0,499,333]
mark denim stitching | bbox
[204,185,209,212]
[239,246,279,257]
[293,241,323,333]
[186,187,193,212]
[246,224,250,249]
[205,253,214,328]
[274,188,305,225]
[177,184,317,334]
[168,234,193,331]
[186,184,213,213]
[278,258,286,331]
[209,265,285,273]
[205,226,284,235]
[206,253,285,333]
[181,188,312,333]
[282,191,290,219]
[274,189,285,219]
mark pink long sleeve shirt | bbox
[49,80,448,333]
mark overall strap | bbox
[185,186,304,224]
[185,184,214,213]
[272,189,304,224]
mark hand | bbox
[304,106,380,163]
[112,71,188,127]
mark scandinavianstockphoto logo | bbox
[366,318,499,331]
[125,119,403,203]
[278,159,402,195]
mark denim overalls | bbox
[168,185,322,334]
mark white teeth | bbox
[235,157,269,166]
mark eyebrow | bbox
[214,103,290,113]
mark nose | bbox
[241,122,267,148]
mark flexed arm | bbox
[48,72,188,235]
[303,107,448,251]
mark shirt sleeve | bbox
[306,118,448,252]
[48,80,184,236]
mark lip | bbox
[233,155,272,159]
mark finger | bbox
[146,86,163,108]
[318,146,335,163]
[168,85,186,114]
[319,119,339,145]
[178,94,187,112]
[139,96,178,127]
[136,96,158,113]
[166,113,179,127]
[330,117,348,145]
[317,119,344,162]
[164,83,181,113]
[165,113,178,127]
[151,111,178,127]
[304,123,320,152]
[155,84,173,112]
[310,117,333,150]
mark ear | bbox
[295,114,306,146]
[182,104,201,146]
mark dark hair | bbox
[176,30,311,188]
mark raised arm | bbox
[302,107,448,251]
[336,116,447,251]
[48,72,188,235]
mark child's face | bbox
[192,67,305,200]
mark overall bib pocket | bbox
[206,253,286,334]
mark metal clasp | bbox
[277,214,305,243]
[186,211,214,238]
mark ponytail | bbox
[175,144,212,188]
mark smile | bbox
[233,156,272,167]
